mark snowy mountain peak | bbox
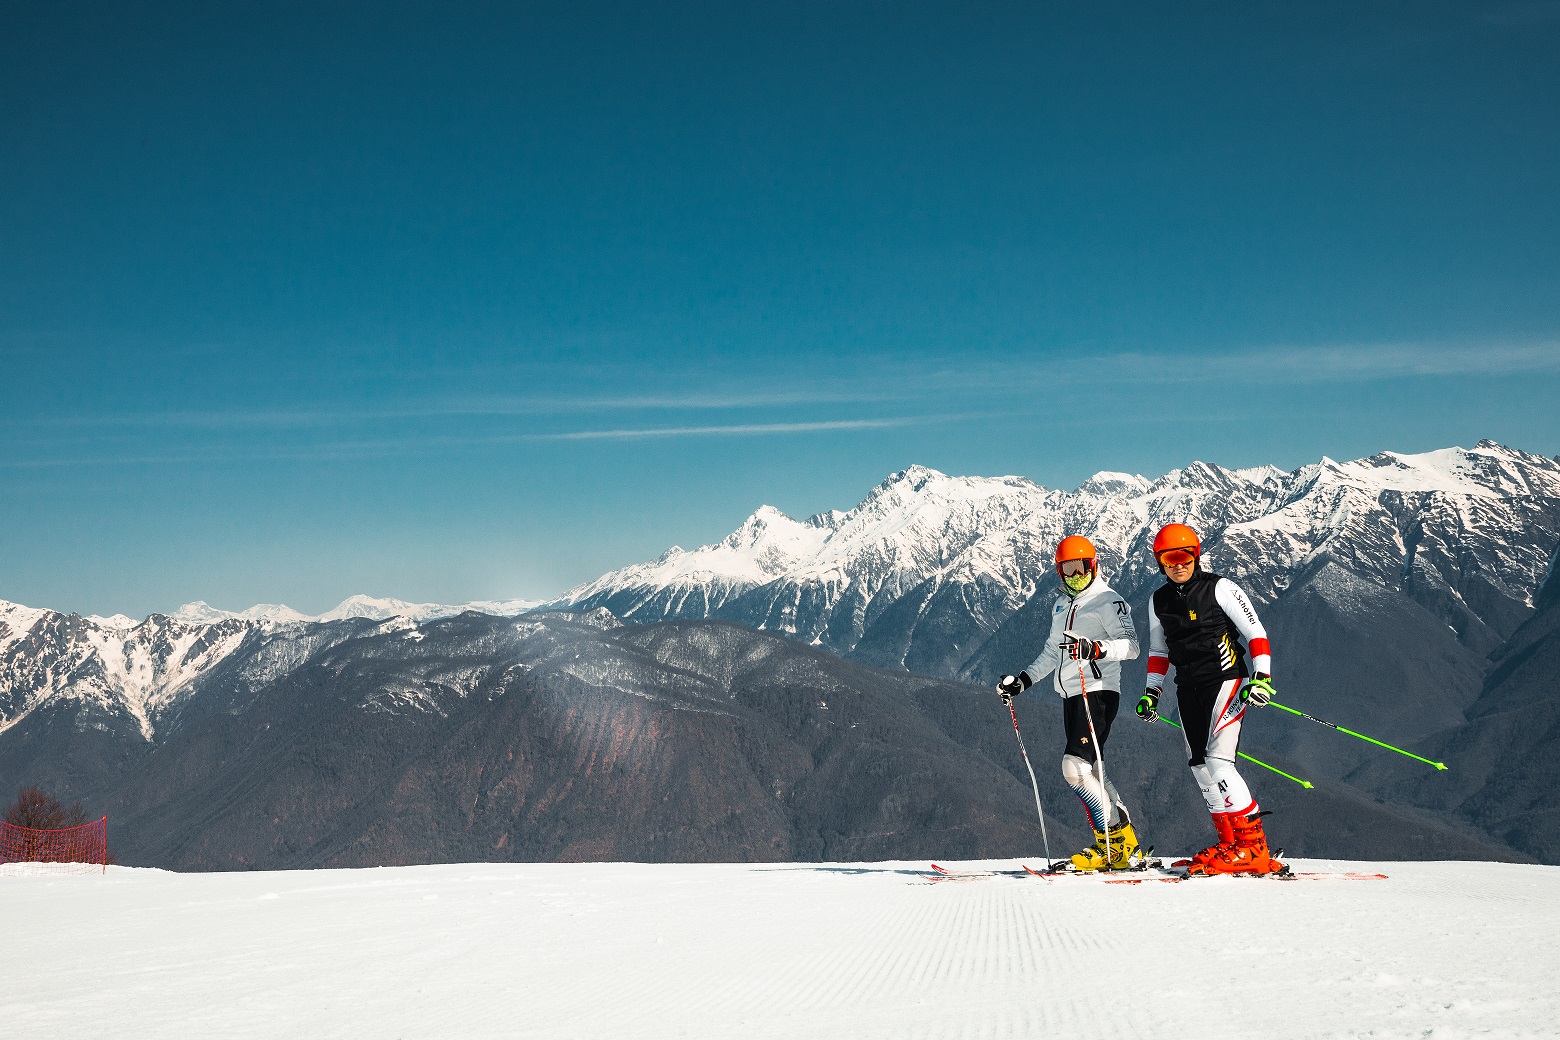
[85,613,139,630]
[1314,443,1560,499]
[551,442,1560,677]
[1078,471,1152,496]
[723,505,809,550]
[171,601,312,624]
[882,464,944,489]
[170,601,229,623]
[318,595,424,622]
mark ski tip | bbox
[929,863,951,874]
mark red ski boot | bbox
[1204,812,1286,875]
[1177,811,1234,874]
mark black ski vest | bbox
[1151,569,1249,689]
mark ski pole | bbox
[1156,717,1315,789]
[1267,702,1447,770]
[1005,698,1053,867]
[1076,660,1110,867]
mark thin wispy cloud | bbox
[0,415,948,468]
[3,340,1553,463]
[2,381,908,433]
[535,418,928,441]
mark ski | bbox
[1165,870,1388,882]
[1023,859,1186,883]
[925,863,1030,882]
[924,861,1387,884]
[925,863,986,882]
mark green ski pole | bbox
[1267,701,1447,770]
[1157,717,1314,789]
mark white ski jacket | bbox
[1018,576,1141,698]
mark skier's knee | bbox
[1061,754,1093,786]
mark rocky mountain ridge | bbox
[552,441,1560,680]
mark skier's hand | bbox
[1060,631,1105,661]
[996,673,1028,704]
[1135,690,1160,722]
[1242,673,1275,707]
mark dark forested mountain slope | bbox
[0,610,1514,869]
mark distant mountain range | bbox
[550,441,1560,682]
[2,440,1557,866]
[165,594,539,627]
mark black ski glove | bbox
[1060,631,1105,661]
[1135,690,1160,722]
[1242,672,1275,706]
[996,672,1032,704]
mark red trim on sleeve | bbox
[1249,638,1271,658]
[1147,655,1170,676]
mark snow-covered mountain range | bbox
[551,441,1560,680]
[165,594,539,626]
[4,441,1557,745]
[0,595,533,741]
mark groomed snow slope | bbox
[5,859,1557,1039]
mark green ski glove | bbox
[1135,690,1160,723]
[1243,672,1275,706]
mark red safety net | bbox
[0,816,109,875]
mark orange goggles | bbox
[1057,558,1093,577]
[1156,547,1198,567]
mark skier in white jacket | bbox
[997,536,1143,870]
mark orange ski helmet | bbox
[1055,535,1098,593]
[1055,535,1097,571]
[1152,523,1201,569]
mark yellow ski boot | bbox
[1106,819,1143,870]
[1068,816,1143,871]
[1068,829,1112,871]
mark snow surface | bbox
[5,858,1557,1039]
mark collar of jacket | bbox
[1168,569,1211,595]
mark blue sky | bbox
[3,1,1558,617]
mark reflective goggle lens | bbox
[1058,558,1092,577]
[1157,548,1197,567]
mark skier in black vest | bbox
[1135,523,1283,874]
